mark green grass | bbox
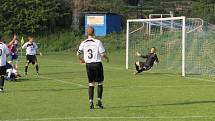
[0,52,215,121]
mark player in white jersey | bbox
[77,26,109,109]
[0,33,16,92]
[22,36,42,76]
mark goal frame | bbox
[126,16,186,76]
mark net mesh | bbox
[127,18,215,75]
[186,22,215,75]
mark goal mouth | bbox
[126,16,215,76]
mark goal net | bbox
[186,20,215,75]
[126,16,215,76]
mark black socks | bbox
[36,65,39,73]
[97,85,103,100]
[0,76,5,88]
[25,66,28,73]
[89,86,94,102]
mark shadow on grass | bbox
[109,100,215,109]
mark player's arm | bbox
[76,42,85,63]
[37,49,42,56]
[99,41,109,62]
[22,42,27,49]
[33,42,42,56]
[136,51,148,58]
[5,46,10,57]
[101,52,109,63]
[7,34,17,47]
[155,54,159,64]
[76,50,85,63]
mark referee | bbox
[77,26,109,109]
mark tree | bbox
[0,0,70,34]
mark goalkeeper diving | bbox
[134,47,159,75]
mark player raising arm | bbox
[76,26,109,109]
[134,47,159,75]
[8,38,19,69]
[22,36,42,76]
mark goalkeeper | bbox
[134,47,159,75]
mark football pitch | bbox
[1,52,215,121]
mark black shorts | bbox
[0,66,6,75]
[26,55,37,65]
[139,62,151,70]
[86,62,104,83]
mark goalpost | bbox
[126,16,186,76]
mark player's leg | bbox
[6,69,13,81]
[25,55,30,75]
[33,55,39,75]
[95,62,104,109]
[14,55,19,69]
[10,73,16,81]
[135,61,140,71]
[134,61,144,74]
[97,82,104,108]
[15,59,19,69]
[0,66,6,92]
[139,66,151,72]
[86,64,95,109]
[9,54,13,62]
[89,82,95,109]
[0,75,5,92]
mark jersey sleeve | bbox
[34,42,38,49]
[22,43,27,49]
[98,41,105,54]
[141,54,148,58]
[5,45,9,55]
[77,42,84,54]
[155,54,159,62]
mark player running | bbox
[22,36,42,76]
[0,33,16,92]
[77,26,109,109]
[134,47,159,75]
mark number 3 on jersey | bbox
[87,49,93,59]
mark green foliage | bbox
[0,0,70,34]
[36,31,84,52]
[99,32,126,52]
[190,1,215,23]
[34,31,125,52]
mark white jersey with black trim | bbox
[0,42,9,66]
[77,38,105,64]
[22,42,38,55]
